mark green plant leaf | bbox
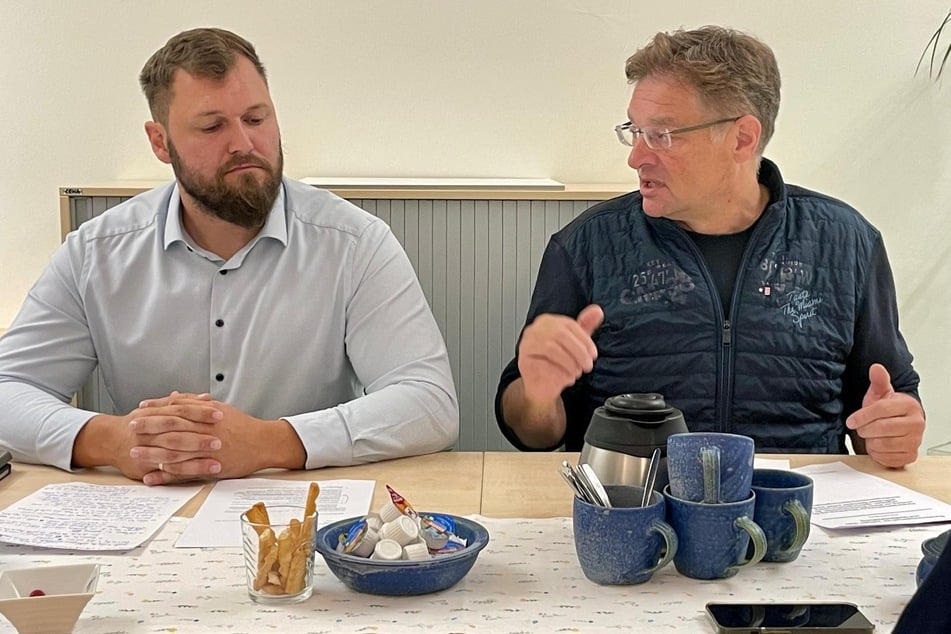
[916,9,951,80]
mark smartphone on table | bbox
[705,602,875,633]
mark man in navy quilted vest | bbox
[495,26,924,468]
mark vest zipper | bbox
[718,208,775,434]
[672,229,733,433]
[668,205,776,435]
[718,319,733,432]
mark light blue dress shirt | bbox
[0,178,459,471]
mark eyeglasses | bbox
[614,117,741,150]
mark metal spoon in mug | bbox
[640,447,662,507]
[558,460,597,504]
[579,463,612,508]
[561,461,599,504]
[568,461,600,506]
[559,463,591,502]
[561,460,603,506]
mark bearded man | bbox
[0,28,458,484]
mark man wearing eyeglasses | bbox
[495,26,924,468]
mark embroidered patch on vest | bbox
[620,259,696,306]
[757,253,823,327]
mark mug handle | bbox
[701,446,721,504]
[779,499,811,555]
[725,516,767,575]
[645,519,679,574]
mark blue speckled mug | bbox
[751,469,813,563]
[572,485,678,585]
[664,485,766,580]
[667,432,754,503]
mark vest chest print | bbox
[757,253,824,328]
[619,259,696,306]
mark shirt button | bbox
[215,373,225,382]
[215,319,224,327]
[219,270,228,275]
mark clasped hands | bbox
[120,391,270,486]
[518,304,925,468]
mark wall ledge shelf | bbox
[60,180,632,202]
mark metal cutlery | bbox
[640,447,661,507]
[560,460,612,507]
[559,463,591,502]
[579,463,612,508]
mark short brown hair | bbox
[625,26,781,153]
[139,27,267,123]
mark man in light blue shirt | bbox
[0,28,458,485]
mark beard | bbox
[168,140,283,230]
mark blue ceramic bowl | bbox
[315,514,489,596]
[916,528,950,586]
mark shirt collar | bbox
[163,181,288,254]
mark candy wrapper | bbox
[338,485,469,559]
[385,484,468,551]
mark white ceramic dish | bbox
[0,563,100,633]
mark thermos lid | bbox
[603,392,672,418]
[582,392,688,457]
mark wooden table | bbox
[8,451,948,519]
[480,452,951,517]
[1,451,949,633]
[3,451,484,518]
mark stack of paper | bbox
[795,462,951,529]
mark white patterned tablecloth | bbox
[0,516,944,633]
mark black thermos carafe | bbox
[579,393,688,490]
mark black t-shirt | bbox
[684,224,756,316]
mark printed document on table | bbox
[794,462,951,529]
[754,457,790,469]
[0,482,202,550]
[176,478,374,547]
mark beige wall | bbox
[1,1,949,450]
